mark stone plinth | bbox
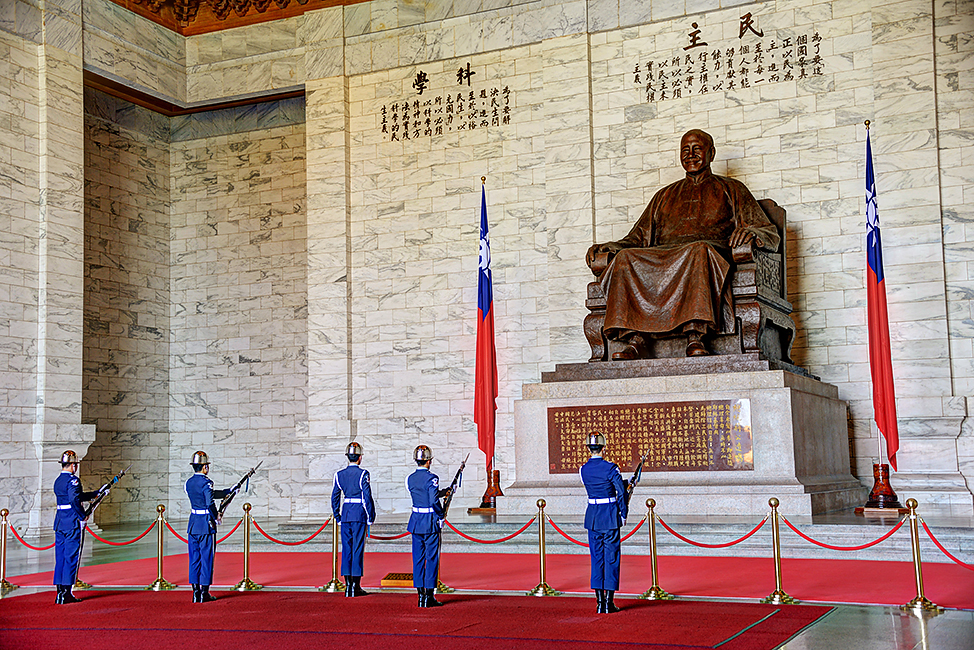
[505,357,866,517]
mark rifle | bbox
[83,464,132,518]
[623,451,648,508]
[440,453,469,518]
[218,460,263,517]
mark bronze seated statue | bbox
[584,130,796,363]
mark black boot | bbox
[200,585,217,602]
[424,587,443,607]
[595,589,607,613]
[344,577,353,597]
[192,584,201,603]
[605,590,620,613]
[62,586,81,604]
[417,587,426,607]
[55,585,65,604]
[352,577,369,596]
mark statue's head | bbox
[680,130,715,176]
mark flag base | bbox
[472,469,503,512]
[855,463,907,514]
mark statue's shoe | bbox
[611,344,641,361]
[686,340,709,356]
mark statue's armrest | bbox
[588,251,614,276]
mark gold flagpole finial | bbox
[864,120,870,130]
[481,176,486,184]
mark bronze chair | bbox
[584,198,796,363]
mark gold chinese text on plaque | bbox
[547,400,753,474]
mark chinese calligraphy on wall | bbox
[547,400,753,474]
[633,13,826,103]
[380,63,513,142]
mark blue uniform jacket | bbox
[406,468,444,535]
[331,464,376,524]
[185,473,230,536]
[54,471,99,532]
[580,457,629,531]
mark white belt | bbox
[191,509,210,515]
[412,507,435,513]
[588,497,617,505]
[56,504,73,510]
[343,498,363,504]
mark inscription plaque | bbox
[547,400,753,474]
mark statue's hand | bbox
[729,228,760,249]
[586,242,621,267]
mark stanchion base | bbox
[526,582,560,597]
[318,579,345,593]
[74,579,93,590]
[761,589,799,605]
[145,578,178,591]
[900,596,944,615]
[1,579,20,597]
[234,578,264,591]
[434,579,455,594]
[638,585,675,600]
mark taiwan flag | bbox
[475,182,498,474]
[865,127,899,471]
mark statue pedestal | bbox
[504,356,866,516]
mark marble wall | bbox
[0,28,42,520]
[168,101,308,519]
[82,88,171,522]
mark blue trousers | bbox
[587,528,621,590]
[340,521,367,577]
[53,523,84,586]
[188,532,216,586]
[411,530,440,589]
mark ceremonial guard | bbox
[53,450,106,604]
[580,433,628,613]
[331,441,376,597]
[406,445,448,607]
[185,451,233,602]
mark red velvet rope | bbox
[216,519,242,544]
[444,518,535,544]
[86,521,156,546]
[621,517,646,541]
[369,531,412,540]
[252,519,330,545]
[163,519,189,544]
[8,525,55,551]
[782,515,905,551]
[546,517,589,547]
[921,520,974,572]
[657,515,767,548]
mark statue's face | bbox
[680,133,714,175]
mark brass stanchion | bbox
[639,499,673,600]
[234,503,262,591]
[760,498,798,604]
[145,504,177,591]
[318,517,344,592]
[526,499,559,596]
[1,509,19,597]
[900,498,943,614]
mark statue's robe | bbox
[600,170,779,340]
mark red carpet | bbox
[0,590,831,650]
[9,551,974,609]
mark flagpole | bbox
[857,119,906,514]
[866,119,882,468]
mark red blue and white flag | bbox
[475,183,498,474]
[865,128,899,471]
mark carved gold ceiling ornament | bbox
[116,0,333,34]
